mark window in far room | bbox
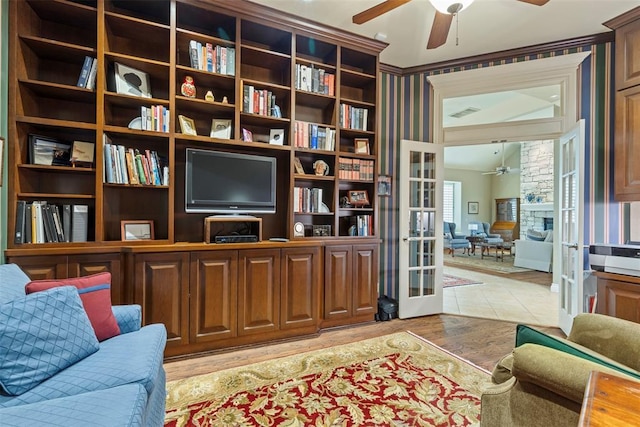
[443,181,461,226]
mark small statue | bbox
[205,90,215,102]
[222,96,229,104]
[181,76,196,98]
[313,160,329,176]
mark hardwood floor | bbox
[164,315,563,382]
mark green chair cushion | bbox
[515,324,640,381]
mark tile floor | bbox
[443,266,559,327]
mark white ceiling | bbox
[445,141,521,171]
[248,0,640,68]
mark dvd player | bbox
[214,234,259,244]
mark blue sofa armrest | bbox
[112,304,142,334]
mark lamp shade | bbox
[428,0,474,14]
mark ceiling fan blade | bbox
[482,171,497,175]
[427,11,453,50]
[517,0,550,5]
[352,0,412,24]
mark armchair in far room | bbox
[468,221,504,244]
[443,221,470,257]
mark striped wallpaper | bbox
[377,42,623,298]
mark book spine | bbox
[135,152,147,184]
[76,56,93,88]
[189,40,198,69]
[226,47,235,76]
[85,58,98,90]
[14,200,26,244]
[52,204,65,242]
[25,204,32,244]
[62,204,71,242]
[206,43,214,72]
[118,145,129,184]
[71,205,88,242]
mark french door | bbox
[398,139,444,318]
[557,120,585,334]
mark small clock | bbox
[294,222,304,237]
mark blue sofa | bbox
[0,264,167,426]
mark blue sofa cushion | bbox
[0,264,30,305]
[0,287,99,396]
[0,323,167,407]
[0,383,147,427]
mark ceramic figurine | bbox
[222,96,229,104]
[181,76,196,98]
[313,160,329,176]
[205,90,215,102]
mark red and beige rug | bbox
[165,332,492,426]
[443,274,483,288]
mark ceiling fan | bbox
[352,0,550,49]
[482,142,520,176]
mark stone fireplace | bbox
[520,140,554,238]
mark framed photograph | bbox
[269,128,285,145]
[468,201,479,214]
[354,138,370,154]
[29,134,71,166]
[210,119,232,139]
[377,175,391,196]
[348,190,370,206]
[71,140,95,167]
[121,220,154,241]
[242,128,253,142]
[293,157,305,174]
[178,115,197,136]
[114,62,151,98]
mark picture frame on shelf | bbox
[242,128,253,142]
[293,157,305,174]
[210,119,232,139]
[114,62,151,98]
[354,138,370,154]
[121,220,154,241]
[70,140,95,168]
[28,134,72,167]
[348,190,370,206]
[178,115,197,136]
[269,129,284,145]
[468,201,479,214]
[377,175,391,197]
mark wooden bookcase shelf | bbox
[7,0,385,356]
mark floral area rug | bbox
[165,332,492,426]
[444,253,531,274]
[443,274,482,288]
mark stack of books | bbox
[339,104,368,131]
[295,64,334,95]
[188,40,235,75]
[103,136,167,186]
[77,56,98,90]
[14,201,88,244]
[293,121,335,150]
[293,187,324,213]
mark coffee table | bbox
[480,242,513,261]
[466,236,485,255]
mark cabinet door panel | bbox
[67,253,123,304]
[324,245,352,319]
[614,87,640,200]
[7,256,68,280]
[597,279,640,323]
[280,247,320,330]
[190,251,238,343]
[238,249,280,336]
[615,19,640,90]
[134,253,190,347]
[353,244,378,317]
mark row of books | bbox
[14,201,88,244]
[293,121,336,150]
[293,187,325,213]
[140,105,170,133]
[339,103,369,131]
[294,64,335,96]
[353,215,373,236]
[241,83,280,117]
[188,40,235,75]
[77,56,98,90]
[338,158,375,181]
[103,138,167,186]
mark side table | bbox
[578,370,640,426]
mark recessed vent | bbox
[449,107,480,118]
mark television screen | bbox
[185,148,277,214]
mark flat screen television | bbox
[185,148,277,214]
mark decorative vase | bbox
[204,90,214,102]
[181,76,196,98]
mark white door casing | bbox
[557,120,585,334]
[398,139,444,318]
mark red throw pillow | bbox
[25,272,121,342]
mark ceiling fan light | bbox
[428,0,474,15]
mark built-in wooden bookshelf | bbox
[6,0,385,356]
